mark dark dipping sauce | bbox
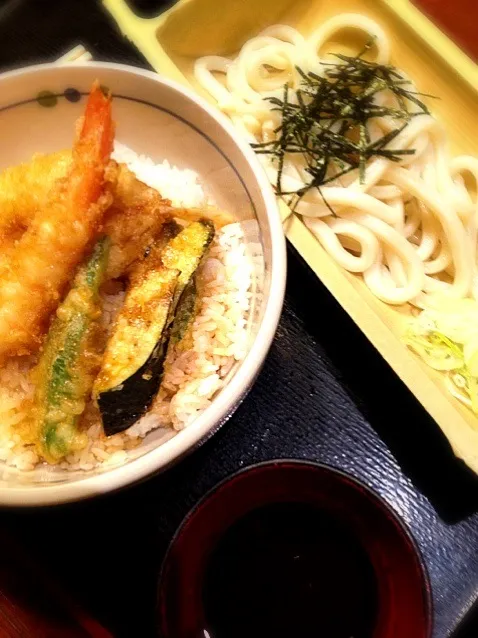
[202,501,379,638]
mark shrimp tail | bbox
[78,83,113,157]
[71,82,115,208]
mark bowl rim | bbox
[0,61,286,506]
[157,459,433,638]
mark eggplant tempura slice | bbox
[95,220,215,435]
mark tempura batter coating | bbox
[0,82,114,361]
[0,156,173,280]
[103,162,174,279]
[0,150,72,245]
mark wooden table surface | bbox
[415,0,478,61]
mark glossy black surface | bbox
[0,1,477,637]
[202,501,379,638]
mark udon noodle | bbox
[195,14,478,308]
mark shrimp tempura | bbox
[0,150,72,245]
[0,82,114,361]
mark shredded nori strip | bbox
[251,39,434,213]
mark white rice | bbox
[112,141,208,208]
[0,145,253,473]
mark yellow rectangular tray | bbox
[104,0,478,473]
